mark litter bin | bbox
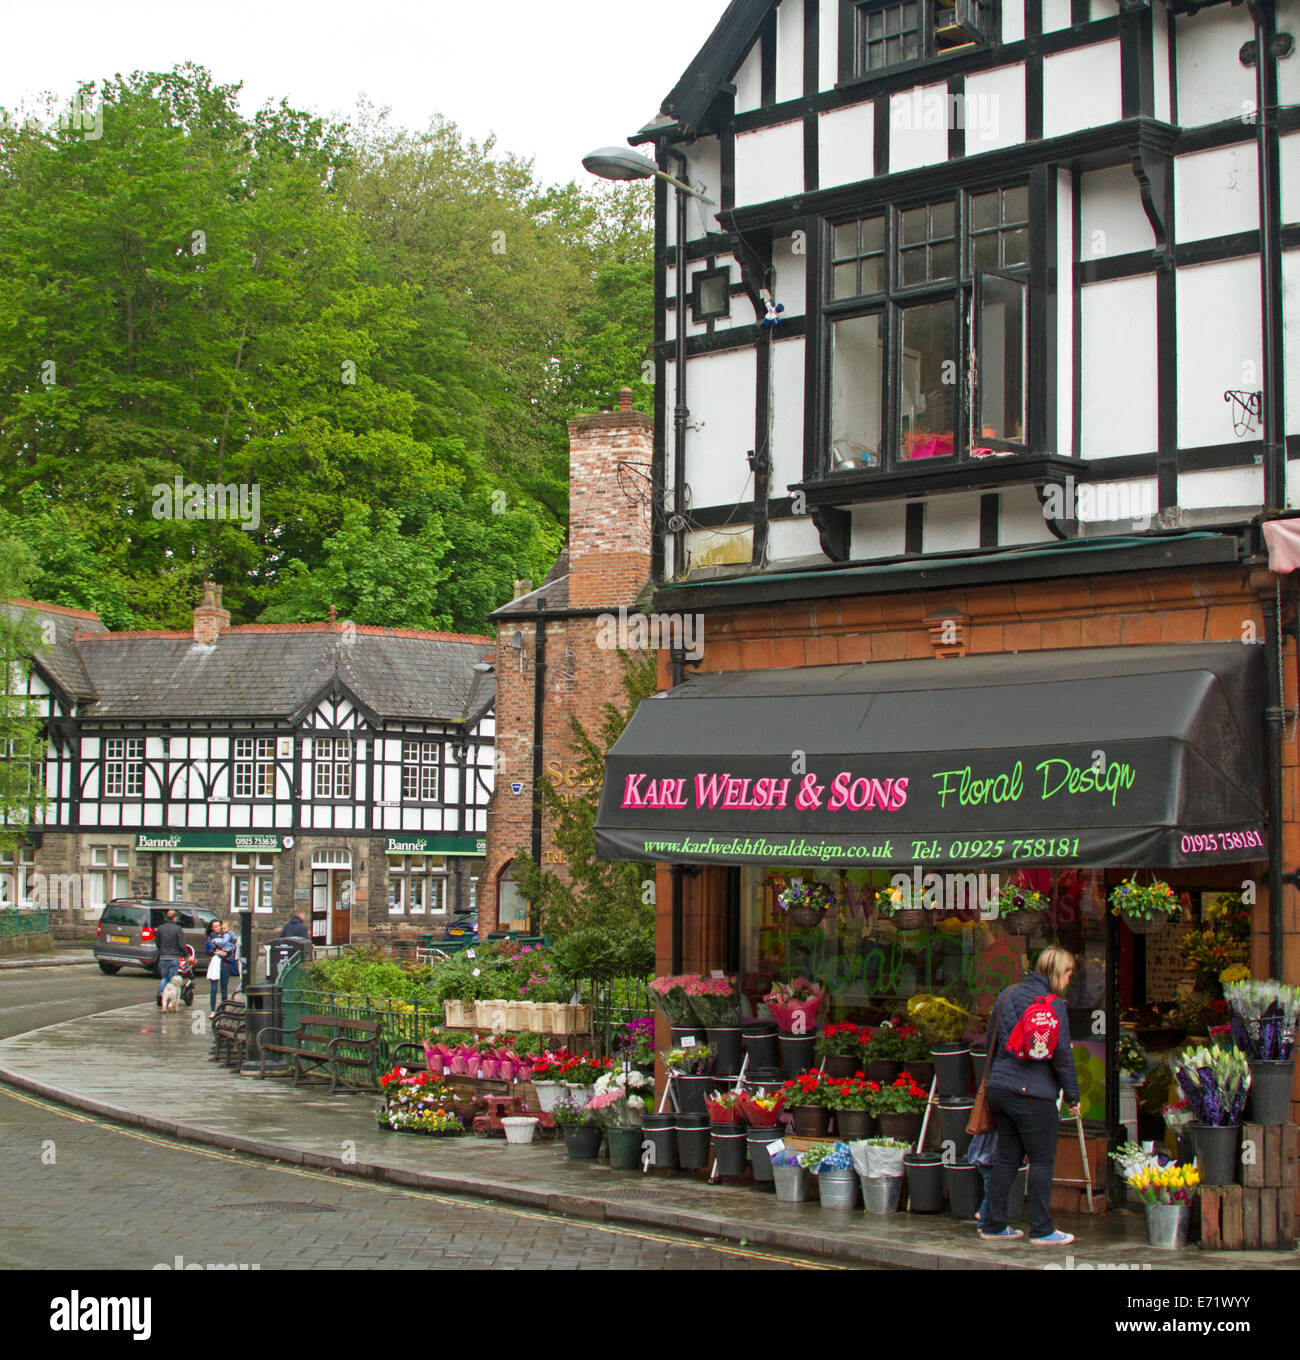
[242,982,282,1071]
[267,936,311,983]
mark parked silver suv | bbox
[93,899,220,976]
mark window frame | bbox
[839,0,998,85]
[401,739,441,804]
[820,181,1033,482]
[313,736,354,802]
[690,265,732,324]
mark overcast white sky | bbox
[0,0,732,185]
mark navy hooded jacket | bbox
[984,971,1081,1105]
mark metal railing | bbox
[0,907,50,939]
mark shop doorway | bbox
[311,850,353,945]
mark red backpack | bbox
[1004,996,1061,1061]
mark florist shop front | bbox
[597,641,1276,1201]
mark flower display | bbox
[906,993,970,1044]
[797,1141,853,1173]
[816,1021,871,1058]
[866,1073,929,1115]
[376,1066,467,1135]
[782,1071,832,1108]
[1223,978,1300,1061]
[557,1054,613,1086]
[648,974,704,1028]
[1109,877,1181,923]
[683,974,741,1027]
[662,1045,715,1076]
[550,1098,598,1127]
[1116,1029,1149,1077]
[1127,1162,1200,1207]
[875,882,919,916]
[1170,1043,1251,1126]
[822,1075,880,1111]
[997,879,1050,919]
[612,1016,656,1068]
[776,880,837,915]
[763,977,825,1033]
[735,1089,786,1127]
[585,1089,643,1128]
[1180,893,1250,993]
[704,1089,745,1123]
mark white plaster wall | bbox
[1081,274,1158,457]
[1092,0,1119,18]
[819,0,839,93]
[1174,7,1256,128]
[999,484,1059,545]
[735,121,805,206]
[1043,43,1123,139]
[1075,477,1158,528]
[1282,133,1300,226]
[924,493,983,553]
[963,66,1026,155]
[1002,0,1025,44]
[734,41,763,115]
[680,137,723,243]
[773,236,808,317]
[1280,0,1300,107]
[1176,257,1261,448]
[889,83,950,174]
[1079,165,1155,258]
[770,514,829,563]
[819,102,874,188]
[682,348,758,507]
[1057,170,1075,457]
[662,360,677,506]
[1281,248,1300,436]
[1175,144,1258,243]
[777,0,805,103]
[849,503,907,560]
[1177,467,1263,511]
[1153,2,1172,124]
[683,255,742,339]
[771,336,807,496]
[1042,0,1072,34]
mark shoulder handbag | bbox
[965,992,1009,1136]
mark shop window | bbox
[112,870,129,899]
[169,874,185,902]
[496,863,528,930]
[846,0,996,79]
[387,854,447,916]
[231,853,274,914]
[90,846,108,867]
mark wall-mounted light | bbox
[508,631,525,673]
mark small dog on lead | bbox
[159,973,184,1012]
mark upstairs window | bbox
[847,0,996,79]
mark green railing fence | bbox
[0,907,49,939]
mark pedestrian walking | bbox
[279,909,309,940]
[978,944,1082,1246]
[155,909,187,1007]
[205,919,238,1015]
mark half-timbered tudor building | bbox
[593,0,1300,1139]
[9,587,494,947]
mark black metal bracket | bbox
[1282,869,1300,889]
[1240,32,1294,66]
[669,646,705,672]
[1225,389,1263,437]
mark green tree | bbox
[0,543,52,855]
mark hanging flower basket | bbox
[889,908,927,931]
[1110,877,1181,935]
[787,903,827,928]
[875,882,927,931]
[777,880,837,927]
[1121,912,1167,936]
[1001,909,1041,937]
[997,880,1050,936]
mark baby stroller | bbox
[176,945,197,1008]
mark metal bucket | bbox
[817,1166,860,1209]
[1145,1202,1191,1249]
[773,1164,812,1202]
[859,1174,903,1214]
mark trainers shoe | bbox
[1031,1230,1075,1245]
[978,1227,1024,1241]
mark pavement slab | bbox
[1,1001,1297,1271]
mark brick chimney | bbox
[567,387,652,608]
[193,580,230,645]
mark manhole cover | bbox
[214,1201,339,1215]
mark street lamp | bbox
[582,146,716,204]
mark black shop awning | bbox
[595,643,1266,870]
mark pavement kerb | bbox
[0,1058,1001,1269]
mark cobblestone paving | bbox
[0,1086,833,1270]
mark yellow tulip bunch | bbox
[1127,1162,1200,1206]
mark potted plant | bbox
[706,1090,748,1176]
[801,1141,859,1208]
[527,1051,569,1111]
[898,1030,935,1089]
[876,881,926,931]
[1223,978,1300,1123]
[868,1072,930,1144]
[552,1098,603,1160]
[1127,1160,1200,1249]
[664,1044,716,1114]
[684,974,743,1076]
[765,977,825,1076]
[997,878,1051,936]
[1110,876,1181,935]
[859,1027,905,1084]
[777,878,837,928]
[907,993,971,1096]
[735,1088,786,1128]
[782,1071,833,1137]
[1170,1044,1252,1184]
[817,1021,871,1078]
[824,1073,880,1140]
[558,1054,609,1106]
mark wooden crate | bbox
[1239,1122,1299,1188]
[1199,1184,1297,1250]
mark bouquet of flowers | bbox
[683,974,741,1027]
[735,1089,786,1127]
[648,974,703,1029]
[1127,1161,1200,1207]
[1110,877,1181,923]
[776,880,837,917]
[763,977,825,1033]
[798,1141,853,1174]
[1181,893,1250,993]
[550,1098,599,1127]
[1170,1044,1251,1126]
[867,1073,929,1115]
[1110,1140,1158,1180]
[704,1090,745,1123]
[1116,1029,1149,1077]
[663,1045,715,1076]
[585,1089,643,1128]
[1223,978,1300,1061]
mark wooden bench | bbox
[257,1015,384,1094]
[210,1000,247,1071]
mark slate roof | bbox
[491,551,571,619]
[9,600,107,702]
[10,607,494,726]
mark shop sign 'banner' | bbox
[595,644,1267,870]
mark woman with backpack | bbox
[978,944,1082,1246]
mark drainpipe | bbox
[1262,583,1286,979]
[669,146,690,581]
[530,599,547,937]
[670,648,684,974]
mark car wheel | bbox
[97,961,121,975]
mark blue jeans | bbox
[157,958,179,995]
[209,959,233,1011]
[983,1089,1060,1239]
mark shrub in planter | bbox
[906,994,970,1046]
